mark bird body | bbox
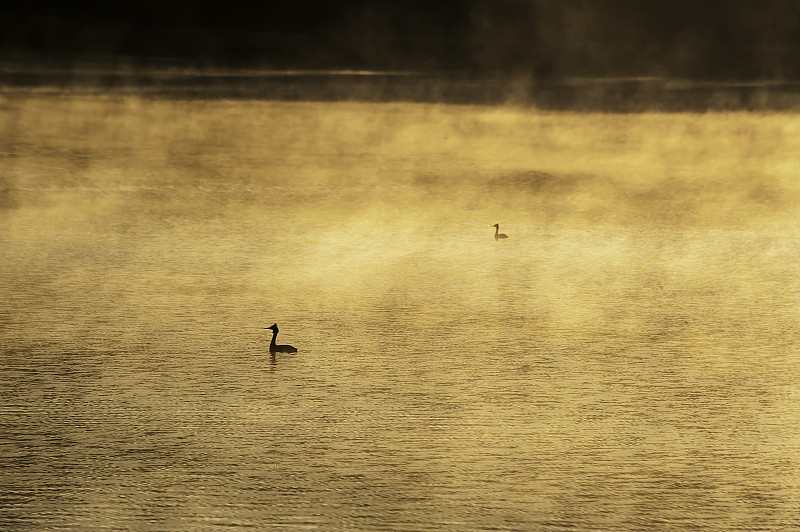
[266,323,297,354]
[492,223,508,240]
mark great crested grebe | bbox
[265,323,298,354]
[492,224,508,240]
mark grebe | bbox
[265,323,298,354]
[492,224,508,240]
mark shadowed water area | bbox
[2,93,800,530]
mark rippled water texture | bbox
[2,94,800,530]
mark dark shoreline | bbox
[3,65,800,112]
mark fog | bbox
[3,94,799,218]
[4,86,800,530]
[5,1,800,528]
[3,94,800,350]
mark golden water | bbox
[2,94,800,530]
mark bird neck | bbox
[270,329,278,349]
[494,226,499,236]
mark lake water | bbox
[2,94,800,530]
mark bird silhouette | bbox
[265,323,298,354]
[492,224,508,240]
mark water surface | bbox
[2,95,800,530]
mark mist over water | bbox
[3,94,800,530]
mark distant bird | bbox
[265,323,298,354]
[492,223,508,240]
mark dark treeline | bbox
[2,0,800,80]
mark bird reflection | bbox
[265,323,298,355]
[492,223,508,240]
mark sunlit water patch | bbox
[2,95,800,530]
